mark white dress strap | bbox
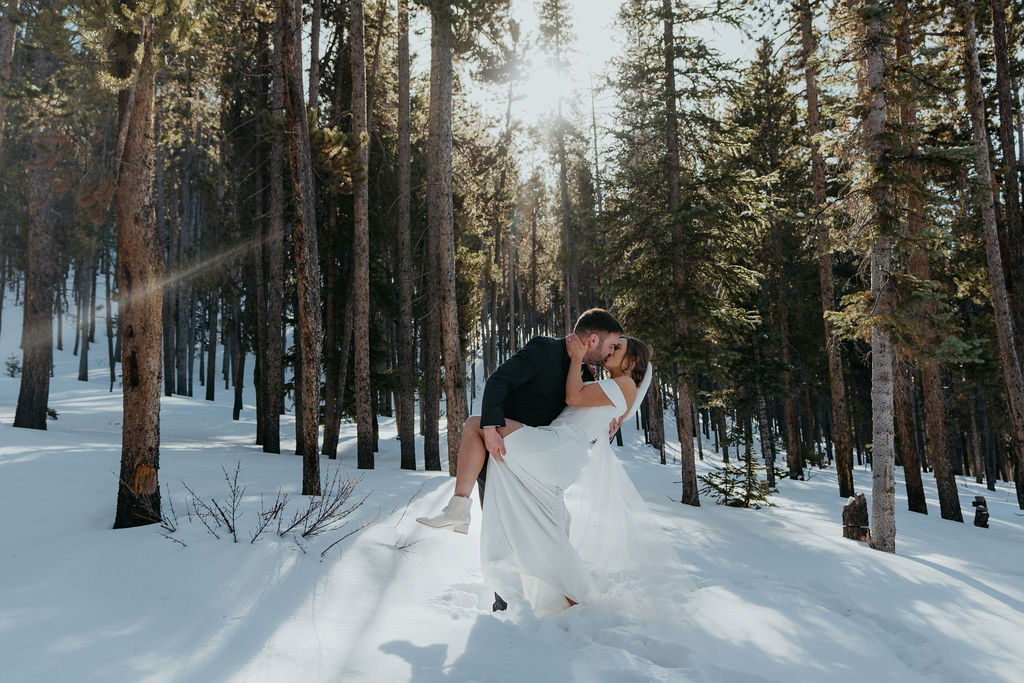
[595,377,627,412]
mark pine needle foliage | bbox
[699,438,776,509]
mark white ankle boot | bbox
[416,495,471,534]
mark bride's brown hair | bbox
[621,337,652,385]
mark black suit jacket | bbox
[480,335,594,429]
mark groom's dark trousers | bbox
[477,336,594,611]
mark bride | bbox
[420,332,655,616]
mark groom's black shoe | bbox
[492,593,507,612]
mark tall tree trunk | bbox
[429,5,467,475]
[421,9,440,473]
[323,290,354,457]
[112,17,162,529]
[262,18,285,454]
[0,0,20,160]
[799,0,853,496]
[646,370,666,463]
[778,277,803,479]
[961,0,1024,509]
[231,289,243,420]
[308,0,322,111]
[14,121,57,429]
[396,0,416,471]
[864,0,895,552]
[894,359,927,513]
[205,292,217,401]
[77,253,92,382]
[352,0,373,470]
[104,244,116,392]
[157,127,175,398]
[973,383,997,491]
[895,7,959,520]
[280,0,323,492]
[756,385,776,488]
[662,2,697,505]
[991,0,1024,365]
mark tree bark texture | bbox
[677,374,700,506]
[429,5,468,476]
[799,0,853,497]
[14,122,57,429]
[352,0,374,470]
[262,17,286,454]
[961,0,1024,509]
[894,360,927,513]
[205,292,217,401]
[0,0,20,160]
[280,0,323,492]
[77,254,92,382]
[397,0,416,470]
[112,18,162,529]
[990,0,1024,367]
[864,0,895,553]
[661,0,697,505]
[895,8,960,520]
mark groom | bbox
[477,308,623,610]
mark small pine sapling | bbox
[699,435,776,509]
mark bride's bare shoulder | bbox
[613,376,637,403]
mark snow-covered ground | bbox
[2,292,1023,682]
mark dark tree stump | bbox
[972,496,989,528]
[843,493,871,542]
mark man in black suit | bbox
[416,308,624,610]
[476,308,624,497]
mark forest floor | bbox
[2,309,1024,682]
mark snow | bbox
[2,291,1024,682]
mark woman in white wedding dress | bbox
[477,334,653,615]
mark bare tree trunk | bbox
[778,279,803,479]
[799,0,853,496]
[756,383,776,488]
[961,0,1024,509]
[0,0,20,160]
[422,287,441,470]
[157,128,175,398]
[421,7,440,472]
[991,0,1024,363]
[893,6,961,521]
[894,359,927,513]
[661,0,697,505]
[308,0,321,111]
[262,18,285,454]
[77,253,92,382]
[351,0,373,470]
[677,374,699,505]
[429,4,467,476]
[279,0,323,492]
[231,289,243,420]
[105,243,116,392]
[973,383,997,491]
[323,290,354,457]
[396,0,416,471]
[112,18,162,528]
[863,0,895,552]
[14,123,57,429]
[205,292,217,401]
[646,369,665,463]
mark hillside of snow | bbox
[2,293,1024,682]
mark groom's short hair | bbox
[573,308,623,337]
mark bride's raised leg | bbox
[418,417,521,533]
[454,417,524,497]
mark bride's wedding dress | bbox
[481,369,671,616]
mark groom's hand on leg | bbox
[482,426,506,462]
